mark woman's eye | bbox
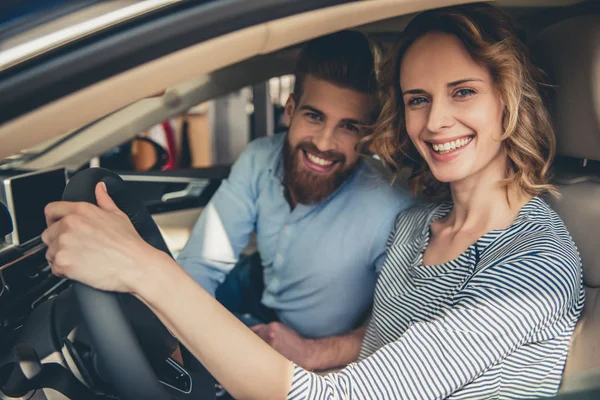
[454,88,476,98]
[407,97,428,107]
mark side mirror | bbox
[131,137,170,171]
[0,202,13,238]
[99,137,170,172]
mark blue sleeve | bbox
[177,143,260,296]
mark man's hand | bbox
[42,182,163,294]
[250,322,367,371]
[251,322,317,370]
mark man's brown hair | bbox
[293,31,377,101]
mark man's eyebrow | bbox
[299,105,325,115]
[300,105,367,125]
[341,118,366,126]
[402,78,484,96]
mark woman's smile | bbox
[400,33,505,185]
[424,134,476,162]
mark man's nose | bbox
[313,125,337,152]
[426,99,455,133]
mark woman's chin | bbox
[429,169,467,185]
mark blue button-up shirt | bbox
[177,133,413,338]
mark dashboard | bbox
[0,168,74,399]
[0,167,216,399]
[0,168,69,357]
[1,167,67,248]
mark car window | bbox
[97,74,295,172]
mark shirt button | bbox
[283,226,291,234]
[271,278,280,289]
[275,254,284,263]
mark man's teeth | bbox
[431,137,473,154]
[306,152,334,166]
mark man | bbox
[177,31,412,371]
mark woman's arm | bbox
[136,252,294,400]
[44,183,580,400]
[43,183,293,400]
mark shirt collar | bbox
[268,133,286,182]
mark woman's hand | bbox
[42,183,294,400]
[42,182,159,293]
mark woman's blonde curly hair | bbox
[365,3,556,199]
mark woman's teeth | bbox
[431,137,473,154]
[306,152,334,166]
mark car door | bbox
[118,166,230,256]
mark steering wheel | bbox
[61,168,179,399]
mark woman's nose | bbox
[426,99,455,133]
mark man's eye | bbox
[454,88,476,98]
[343,123,359,133]
[407,97,428,107]
[306,112,323,121]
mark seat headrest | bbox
[530,15,600,161]
[548,180,600,287]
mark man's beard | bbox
[282,138,357,205]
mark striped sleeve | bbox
[287,248,580,399]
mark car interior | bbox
[0,0,599,399]
[532,13,600,394]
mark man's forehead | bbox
[298,76,373,122]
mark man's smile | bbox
[300,149,340,173]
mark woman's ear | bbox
[283,94,297,128]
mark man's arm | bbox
[177,144,259,295]
[250,322,367,371]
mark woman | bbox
[43,3,584,399]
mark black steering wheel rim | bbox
[62,167,176,400]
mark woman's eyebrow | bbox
[401,88,427,96]
[447,78,483,87]
[402,78,484,96]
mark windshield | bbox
[0,0,182,169]
[0,0,180,72]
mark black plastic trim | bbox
[115,165,231,180]
[0,0,356,126]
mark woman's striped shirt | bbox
[287,197,584,399]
